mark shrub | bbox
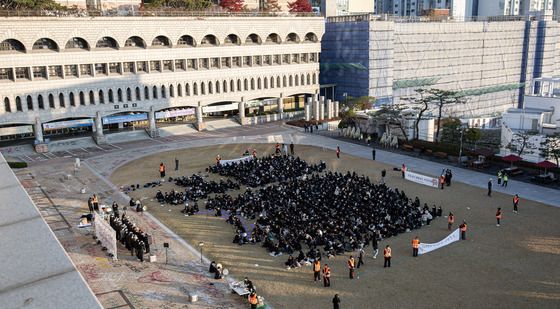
[8,161,28,169]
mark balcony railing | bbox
[0,9,318,18]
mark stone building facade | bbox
[0,16,323,144]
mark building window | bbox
[99,90,105,104]
[48,94,55,108]
[126,88,132,101]
[26,95,33,110]
[253,56,262,66]
[273,55,281,65]
[177,84,183,96]
[79,91,85,105]
[310,53,317,62]
[163,60,173,71]
[58,93,65,107]
[161,85,167,98]
[4,98,10,112]
[38,95,44,109]
[137,61,147,73]
[15,67,30,80]
[301,53,308,63]
[144,86,149,100]
[186,83,191,96]
[89,91,95,104]
[175,59,186,71]
[264,55,272,65]
[48,66,63,79]
[200,58,209,70]
[108,89,114,103]
[150,61,161,72]
[109,62,121,74]
[201,83,205,95]
[0,68,13,80]
[282,54,290,64]
[210,58,220,69]
[221,57,231,68]
[64,65,78,78]
[292,54,300,63]
[32,66,47,79]
[80,64,93,77]
[136,87,141,101]
[243,56,251,67]
[169,85,174,97]
[208,82,213,94]
[123,62,134,74]
[187,59,196,70]
[232,57,241,67]
[117,89,123,102]
[152,86,158,99]
[69,92,75,106]
[95,63,107,75]
[16,96,22,111]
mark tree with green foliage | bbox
[540,132,560,167]
[343,96,375,111]
[425,89,466,142]
[402,89,430,141]
[440,118,462,144]
[0,0,63,10]
[465,128,482,149]
[369,104,408,141]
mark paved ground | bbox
[5,122,560,309]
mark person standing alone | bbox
[336,146,340,159]
[159,162,166,178]
[381,169,386,184]
[383,245,392,268]
[459,221,467,240]
[487,178,493,196]
[174,157,179,171]
[447,212,455,231]
[496,207,503,226]
[513,194,520,214]
[332,294,341,309]
[401,164,407,178]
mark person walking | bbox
[487,178,493,197]
[159,162,166,178]
[439,175,445,190]
[496,207,503,226]
[174,157,179,171]
[412,236,420,257]
[459,221,467,240]
[401,164,407,178]
[447,212,455,231]
[323,264,331,287]
[381,169,386,184]
[332,294,341,309]
[336,146,340,159]
[347,256,355,279]
[371,233,379,259]
[290,142,295,156]
[513,194,520,214]
[248,291,258,309]
[313,259,321,282]
[502,174,509,187]
[357,248,364,269]
[383,245,392,268]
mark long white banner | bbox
[219,155,253,166]
[418,228,460,255]
[405,171,439,188]
[94,211,118,260]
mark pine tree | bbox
[287,0,312,12]
[219,0,245,12]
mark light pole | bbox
[458,126,465,166]
[343,92,348,107]
[198,242,204,264]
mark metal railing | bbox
[0,9,319,18]
[327,13,558,24]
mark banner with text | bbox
[418,228,460,255]
[94,211,117,260]
[219,155,253,166]
[405,171,439,188]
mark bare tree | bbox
[540,132,560,167]
[506,130,538,156]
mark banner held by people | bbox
[418,228,460,255]
[94,210,118,260]
[219,156,253,166]
[405,170,439,188]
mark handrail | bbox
[0,9,319,18]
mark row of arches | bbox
[0,32,319,53]
[3,72,318,113]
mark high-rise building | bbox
[477,0,555,17]
[321,0,376,17]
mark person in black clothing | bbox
[290,143,295,156]
[381,169,386,184]
[333,294,341,309]
[488,178,493,196]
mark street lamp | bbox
[458,125,466,166]
[343,92,348,107]
[198,242,204,264]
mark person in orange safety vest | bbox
[323,264,331,287]
[383,245,392,268]
[248,291,258,309]
[313,259,321,282]
[347,256,355,279]
[412,236,420,257]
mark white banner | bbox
[94,210,117,260]
[418,229,460,255]
[203,103,238,113]
[405,171,439,188]
[219,155,253,166]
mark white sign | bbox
[405,171,439,188]
[155,108,195,119]
[203,103,238,113]
[219,155,253,166]
[94,211,117,260]
[418,229,460,255]
[0,125,33,136]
